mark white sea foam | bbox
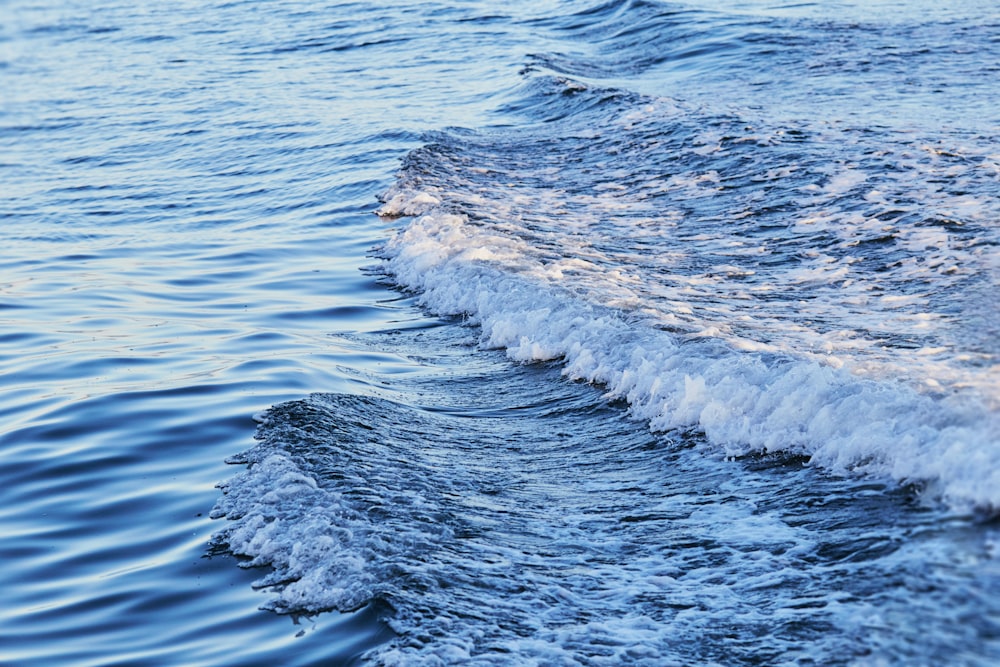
[379,195,1000,510]
[210,3,1000,663]
[214,388,1000,665]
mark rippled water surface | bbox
[2,0,998,665]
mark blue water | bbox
[2,0,999,665]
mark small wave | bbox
[371,53,999,514]
[213,381,1000,664]
[377,192,999,511]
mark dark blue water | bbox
[2,1,998,665]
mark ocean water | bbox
[2,0,998,665]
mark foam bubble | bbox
[214,390,1000,664]
[379,197,1000,511]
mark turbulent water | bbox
[3,0,999,665]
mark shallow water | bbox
[2,0,998,665]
